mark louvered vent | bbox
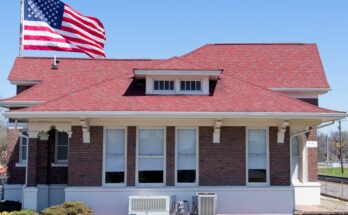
[197,193,217,215]
[129,196,170,215]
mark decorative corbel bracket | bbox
[213,120,222,144]
[80,119,90,144]
[277,120,289,143]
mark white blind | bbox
[139,129,164,156]
[138,158,163,171]
[292,136,300,156]
[177,129,196,170]
[248,129,267,170]
[105,129,125,172]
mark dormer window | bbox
[180,81,202,92]
[154,80,175,91]
[134,69,222,96]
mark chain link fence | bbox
[319,176,348,200]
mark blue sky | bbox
[0,0,347,133]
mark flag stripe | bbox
[64,5,105,33]
[61,19,105,43]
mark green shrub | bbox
[9,210,38,215]
[0,201,22,212]
[42,201,92,215]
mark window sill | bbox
[15,163,27,168]
[51,163,68,167]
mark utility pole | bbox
[326,134,329,165]
[339,120,344,174]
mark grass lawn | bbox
[318,167,348,178]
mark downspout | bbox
[290,120,335,211]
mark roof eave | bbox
[3,111,346,122]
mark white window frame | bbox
[55,131,69,164]
[175,127,199,187]
[179,80,203,93]
[153,79,175,92]
[246,127,270,187]
[136,127,166,187]
[102,127,127,187]
[19,130,28,165]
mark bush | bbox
[0,201,21,212]
[9,210,38,215]
[42,201,93,215]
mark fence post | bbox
[342,179,344,198]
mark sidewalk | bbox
[295,195,348,215]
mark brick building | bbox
[0,43,346,214]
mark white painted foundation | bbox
[293,182,321,205]
[65,187,294,215]
[3,184,24,202]
[22,187,38,211]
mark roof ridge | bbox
[17,56,164,61]
[211,43,316,46]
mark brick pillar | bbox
[27,137,38,186]
[166,127,175,186]
[269,127,290,186]
[7,128,25,184]
[127,126,136,186]
[68,126,103,186]
[36,137,49,185]
[307,130,318,182]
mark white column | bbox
[22,187,38,211]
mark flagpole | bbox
[19,0,24,56]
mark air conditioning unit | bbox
[197,193,217,215]
[129,196,171,215]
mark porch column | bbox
[306,130,318,182]
[166,127,175,186]
[127,126,136,186]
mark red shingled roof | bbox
[2,43,339,114]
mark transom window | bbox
[104,129,126,185]
[176,129,197,185]
[137,128,165,185]
[153,80,174,91]
[19,131,28,164]
[247,128,268,185]
[55,131,69,164]
[180,81,201,91]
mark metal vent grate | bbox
[197,193,217,215]
[129,196,170,213]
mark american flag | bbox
[23,0,106,58]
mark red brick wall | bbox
[166,127,175,186]
[127,126,136,186]
[199,127,246,186]
[6,129,25,184]
[27,138,38,186]
[269,127,291,186]
[307,130,318,181]
[68,126,103,186]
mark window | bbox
[153,80,174,91]
[19,131,28,164]
[56,132,69,163]
[176,129,197,184]
[104,129,126,185]
[137,129,165,185]
[180,81,201,91]
[247,128,268,184]
[291,136,300,182]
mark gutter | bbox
[0,101,44,108]
[3,111,347,119]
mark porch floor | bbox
[295,195,348,215]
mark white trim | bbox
[55,131,69,164]
[51,163,68,167]
[246,127,270,187]
[0,101,44,108]
[175,127,199,187]
[9,80,41,85]
[102,127,127,187]
[4,111,346,120]
[7,123,28,130]
[136,127,166,187]
[134,69,222,78]
[270,87,331,93]
[15,163,27,167]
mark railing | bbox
[319,175,348,201]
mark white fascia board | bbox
[134,69,222,77]
[270,88,331,95]
[3,111,347,121]
[0,101,44,108]
[9,80,41,85]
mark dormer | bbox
[133,57,222,95]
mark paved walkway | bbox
[295,196,348,214]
